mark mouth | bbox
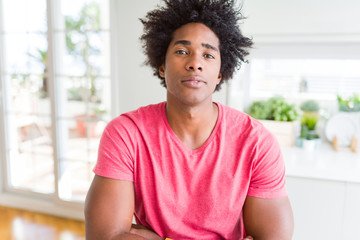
[181,79,206,88]
[181,76,206,85]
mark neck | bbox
[165,100,219,150]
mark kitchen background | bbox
[0,0,359,239]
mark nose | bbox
[185,54,203,72]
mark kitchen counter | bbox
[283,143,360,239]
[282,143,360,183]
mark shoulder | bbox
[123,102,165,124]
[108,102,165,129]
[217,103,279,156]
[103,102,166,140]
[218,103,270,138]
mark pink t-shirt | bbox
[94,102,287,239]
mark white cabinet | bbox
[286,177,345,240]
[342,183,360,239]
[284,145,360,239]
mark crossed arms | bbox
[85,175,294,240]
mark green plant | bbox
[247,97,298,122]
[337,94,360,112]
[300,99,320,112]
[247,100,271,120]
[300,114,320,140]
[301,114,318,131]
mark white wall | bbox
[242,0,360,40]
[113,0,165,114]
[112,0,228,115]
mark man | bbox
[85,0,294,239]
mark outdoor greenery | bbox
[65,2,102,103]
[28,48,48,98]
[248,97,298,122]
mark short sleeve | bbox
[247,127,287,198]
[93,115,137,181]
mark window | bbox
[0,0,111,204]
[230,43,360,115]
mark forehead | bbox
[170,22,220,48]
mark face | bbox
[159,22,222,106]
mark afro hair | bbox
[140,0,253,91]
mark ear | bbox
[217,72,222,84]
[159,64,165,78]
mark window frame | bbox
[0,0,118,220]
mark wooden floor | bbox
[0,205,85,240]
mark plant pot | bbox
[302,138,322,151]
[259,120,299,147]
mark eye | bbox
[204,53,215,59]
[175,49,187,55]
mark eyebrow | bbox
[173,40,219,52]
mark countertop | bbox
[283,143,360,183]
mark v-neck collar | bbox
[161,101,222,155]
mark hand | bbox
[130,224,163,240]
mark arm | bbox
[243,196,294,240]
[85,175,163,240]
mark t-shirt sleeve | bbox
[247,127,287,199]
[93,115,136,181]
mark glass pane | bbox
[54,32,86,77]
[53,0,110,202]
[60,0,109,31]
[57,118,102,201]
[8,74,50,114]
[231,58,360,114]
[247,59,360,98]
[88,31,111,77]
[57,118,103,158]
[3,0,47,33]
[59,160,95,202]
[7,114,54,194]
[56,77,110,119]
[57,118,100,201]
[3,33,47,74]
[2,0,52,195]
[54,31,110,77]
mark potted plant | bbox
[296,100,321,150]
[248,97,298,121]
[300,99,320,115]
[248,97,299,146]
[337,94,360,112]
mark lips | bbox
[181,76,206,88]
